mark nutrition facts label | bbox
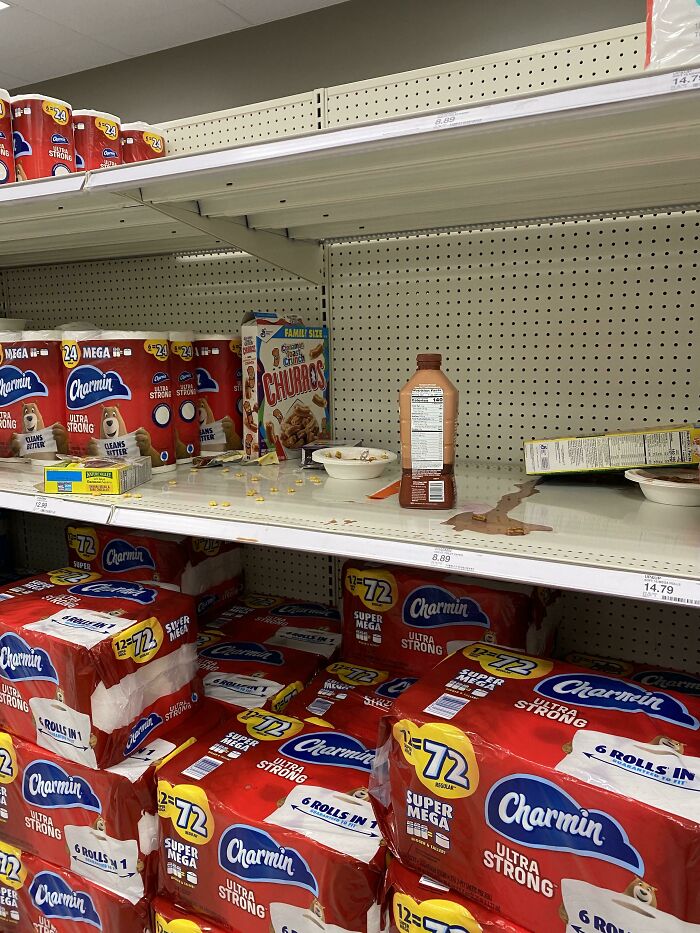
[410,387,444,470]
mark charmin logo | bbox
[199,642,285,666]
[376,677,417,700]
[0,632,58,683]
[0,365,49,405]
[218,825,318,894]
[179,370,194,383]
[402,586,489,629]
[196,594,216,615]
[153,371,170,385]
[196,368,218,393]
[485,774,644,873]
[632,670,700,698]
[124,712,163,755]
[29,871,102,928]
[69,581,158,605]
[51,133,69,144]
[279,732,376,772]
[272,603,340,621]
[102,148,118,159]
[65,365,131,410]
[101,539,156,574]
[535,674,699,730]
[23,760,101,812]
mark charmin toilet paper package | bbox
[0,568,200,769]
[0,712,220,903]
[0,842,150,931]
[62,329,176,471]
[370,643,700,930]
[157,712,384,933]
[197,624,322,713]
[194,335,242,453]
[0,330,69,462]
[342,562,555,678]
[241,311,330,460]
[121,122,166,163]
[11,94,75,181]
[73,109,121,171]
[169,331,200,462]
[66,525,243,622]
[153,898,228,932]
[284,661,416,748]
[0,90,14,186]
[382,859,530,933]
[204,593,342,660]
[564,649,700,696]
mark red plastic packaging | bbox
[0,330,68,462]
[154,898,229,932]
[121,121,166,163]
[157,714,384,933]
[342,561,554,677]
[0,567,200,770]
[564,648,700,697]
[194,335,243,453]
[0,844,150,932]
[0,89,14,185]
[62,329,177,471]
[11,94,75,181]
[370,643,700,930]
[73,109,121,171]
[169,331,200,461]
[0,714,222,903]
[382,859,531,933]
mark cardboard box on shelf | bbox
[44,455,151,494]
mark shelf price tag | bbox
[669,69,700,92]
[429,546,475,575]
[641,574,700,608]
[33,496,57,517]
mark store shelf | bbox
[0,68,699,268]
[1,459,698,606]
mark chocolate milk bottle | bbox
[399,353,457,509]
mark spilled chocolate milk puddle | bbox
[443,479,552,536]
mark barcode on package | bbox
[428,480,445,503]
[308,699,333,716]
[423,693,469,720]
[182,755,223,781]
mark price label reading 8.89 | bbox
[429,547,475,575]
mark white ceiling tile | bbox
[223,0,349,26]
[15,36,127,86]
[0,6,85,54]
[0,71,28,90]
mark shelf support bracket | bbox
[121,195,325,284]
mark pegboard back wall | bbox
[0,252,322,331]
[328,212,698,461]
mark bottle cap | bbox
[417,353,442,365]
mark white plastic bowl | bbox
[625,468,700,506]
[312,446,396,479]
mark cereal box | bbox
[241,312,330,460]
[157,713,384,932]
[370,643,700,930]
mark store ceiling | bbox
[0,0,350,88]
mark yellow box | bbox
[43,457,152,495]
[524,424,700,475]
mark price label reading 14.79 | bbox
[642,574,700,608]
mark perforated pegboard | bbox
[1,251,322,331]
[328,212,699,462]
[160,92,322,156]
[325,24,645,128]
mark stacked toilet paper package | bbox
[0,551,696,931]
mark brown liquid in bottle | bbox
[399,353,458,509]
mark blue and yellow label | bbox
[344,566,397,612]
[144,338,169,361]
[0,840,26,890]
[0,733,17,785]
[461,643,553,679]
[95,116,119,140]
[393,892,483,933]
[394,719,479,799]
[144,132,165,154]
[326,661,387,687]
[42,100,69,125]
[236,708,305,741]
[47,567,100,586]
[158,781,214,845]
[66,526,99,562]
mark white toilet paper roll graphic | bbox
[264,785,381,864]
[555,729,700,822]
[269,902,355,933]
[202,671,283,709]
[65,824,143,904]
[561,878,699,933]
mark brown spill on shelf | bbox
[444,480,552,536]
